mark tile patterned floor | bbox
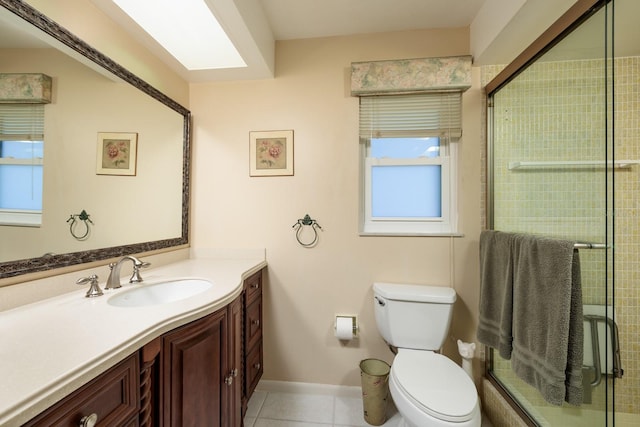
[244,390,402,427]
[244,389,494,427]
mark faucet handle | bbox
[130,261,151,283]
[76,274,103,298]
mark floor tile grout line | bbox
[270,421,333,425]
[254,390,268,419]
[332,395,337,425]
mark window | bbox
[0,104,44,226]
[359,93,461,235]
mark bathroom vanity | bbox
[0,257,266,427]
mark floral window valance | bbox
[351,56,472,96]
[0,74,52,104]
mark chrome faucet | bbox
[105,255,151,289]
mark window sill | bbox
[0,210,42,227]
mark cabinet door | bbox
[225,296,243,427]
[161,310,227,427]
[245,298,262,354]
[23,354,139,427]
[244,271,262,305]
[245,341,263,399]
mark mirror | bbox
[0,0,190,279]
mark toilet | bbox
[373,282,481,427]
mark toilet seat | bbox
[391,349,478,423]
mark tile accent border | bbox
[483,379,528,427]
[351,56,472,95]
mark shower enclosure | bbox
[484,0,638,425]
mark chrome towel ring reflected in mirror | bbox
[292,214,322,248]
[67,209,93,240]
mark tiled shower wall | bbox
[612,56,640,414]
[481,56,639,420]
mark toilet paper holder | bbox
[335,315,358,340]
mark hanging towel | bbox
[510,234,584,406]
[477,230,519,359]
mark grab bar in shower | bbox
[584,314,624,389]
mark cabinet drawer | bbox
[245,298,262,352]
[244,271,262,305]
[245,342,263,398]
[24,354,140,427]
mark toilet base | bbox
[389,369,481,427]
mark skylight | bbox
[113,0,246,70]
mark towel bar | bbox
[574,242,607,249]
[508,160,640,170]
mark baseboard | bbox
[255,380,362,398]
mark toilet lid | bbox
[391,350,478,422]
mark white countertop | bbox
[0,256,266,427]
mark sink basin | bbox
[108,279,213,307]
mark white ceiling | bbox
[260,0,487,40]
[88,0,493,82]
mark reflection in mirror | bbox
[0,0,190,279]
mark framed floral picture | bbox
[96,132,138,176]
[249,130,294,176]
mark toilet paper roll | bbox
[335,316,355,340]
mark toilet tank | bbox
[373,282,456,350]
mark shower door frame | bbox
[484,0,611,425]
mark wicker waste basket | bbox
[359,358,391,426]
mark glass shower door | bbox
[484,0,631,424]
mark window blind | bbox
[359,93,462,139]
[0,104,45,141]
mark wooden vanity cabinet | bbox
[23,268,264,427]
[143,270,263,427]
[242,270,264,415]
[23,353,140,427]
[137,297,242,427]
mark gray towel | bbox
[477,230,516,359]
[477,231,584,406]
[510,234,584,406]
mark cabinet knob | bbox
[252,319,260,326]
[79,413,98,427]
[225,375,234,386]
[251,283,260,289]
[254,363,261,370]
[232,368,238,377]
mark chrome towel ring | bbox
[292,214,322,247]
[67,209,93,240]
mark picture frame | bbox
[96,132,138,176]
[249,130,294,176]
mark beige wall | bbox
[190,28,484,387]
